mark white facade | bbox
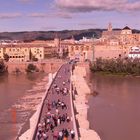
[30,47,44,60]
[128,46,140,59]
[5,47,30,62]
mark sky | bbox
[0,0,140,32]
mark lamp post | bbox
[50,63,53,79]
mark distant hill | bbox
[0,29,139,41]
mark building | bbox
[93,23,140,60]
[4,45,30,62]
[0,41,47,62]
[67,42,93,61]
[128,46,140,59]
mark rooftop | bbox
[123,26,131,30]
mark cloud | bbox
[41,26,58,31]
[28,12,72,19]
[17,0,32,3]
[78,23,97,26]
[55,12,72,19]
[0,13,22,19]
[28,13,47,18]
[55,0,140,12]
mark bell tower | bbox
[108,22,112,32]
[54,33,62,58]
[54,33,60,48]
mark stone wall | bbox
[94,44,132,60]
[6,59,65,74]
[72,64,101,140]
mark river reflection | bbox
[88,74,140,140]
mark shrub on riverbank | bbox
[91,58,140,75]
[0,60,7,73]
[26,64,39,73]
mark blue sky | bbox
[0,0,140,32]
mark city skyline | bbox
[0,0,140,32]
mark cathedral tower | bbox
[108,22,112,31]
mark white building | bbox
[128,46,140,59]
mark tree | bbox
[29,49,32,61]
[32,56,38,61]
[62,48,69,59]
[26,64,38,73]
[0,60,7,73]
[3,53,9,62]
[91,58,140,75]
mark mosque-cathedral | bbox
[94,23,140,60]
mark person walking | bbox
[70,129,75,139]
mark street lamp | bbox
[50,63,53,72]
[50,63,53,79]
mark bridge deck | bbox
[34,63,75,140]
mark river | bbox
[0,73,47,140]
[88,74,140,140]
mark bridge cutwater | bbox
[33,62,78,140]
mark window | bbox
[81,46,84,51]
[71,46,74,51]
[86,46,89,51]
[75,46,79,50]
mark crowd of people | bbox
[35,65,75,140]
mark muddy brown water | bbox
[0,73,46,140]
[88,74,140,140]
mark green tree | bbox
[32,56,38,61]
[0,60,7,73]
[91,58,140,76]
[3,53,9,62]
[29,49,32,61]
[26,64,38,73]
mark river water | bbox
[88,74,140,140]
[1,71,140,140]
[0,73,47,140]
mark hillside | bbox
[0,29,104,41]
[0,29,139,41]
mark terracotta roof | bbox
[123,26,131,30]
[129,52,140,54]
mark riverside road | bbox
[34,63,75,140]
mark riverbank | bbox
[72,64,101,140]
[4,59,64,74]
[91,58,140,76]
